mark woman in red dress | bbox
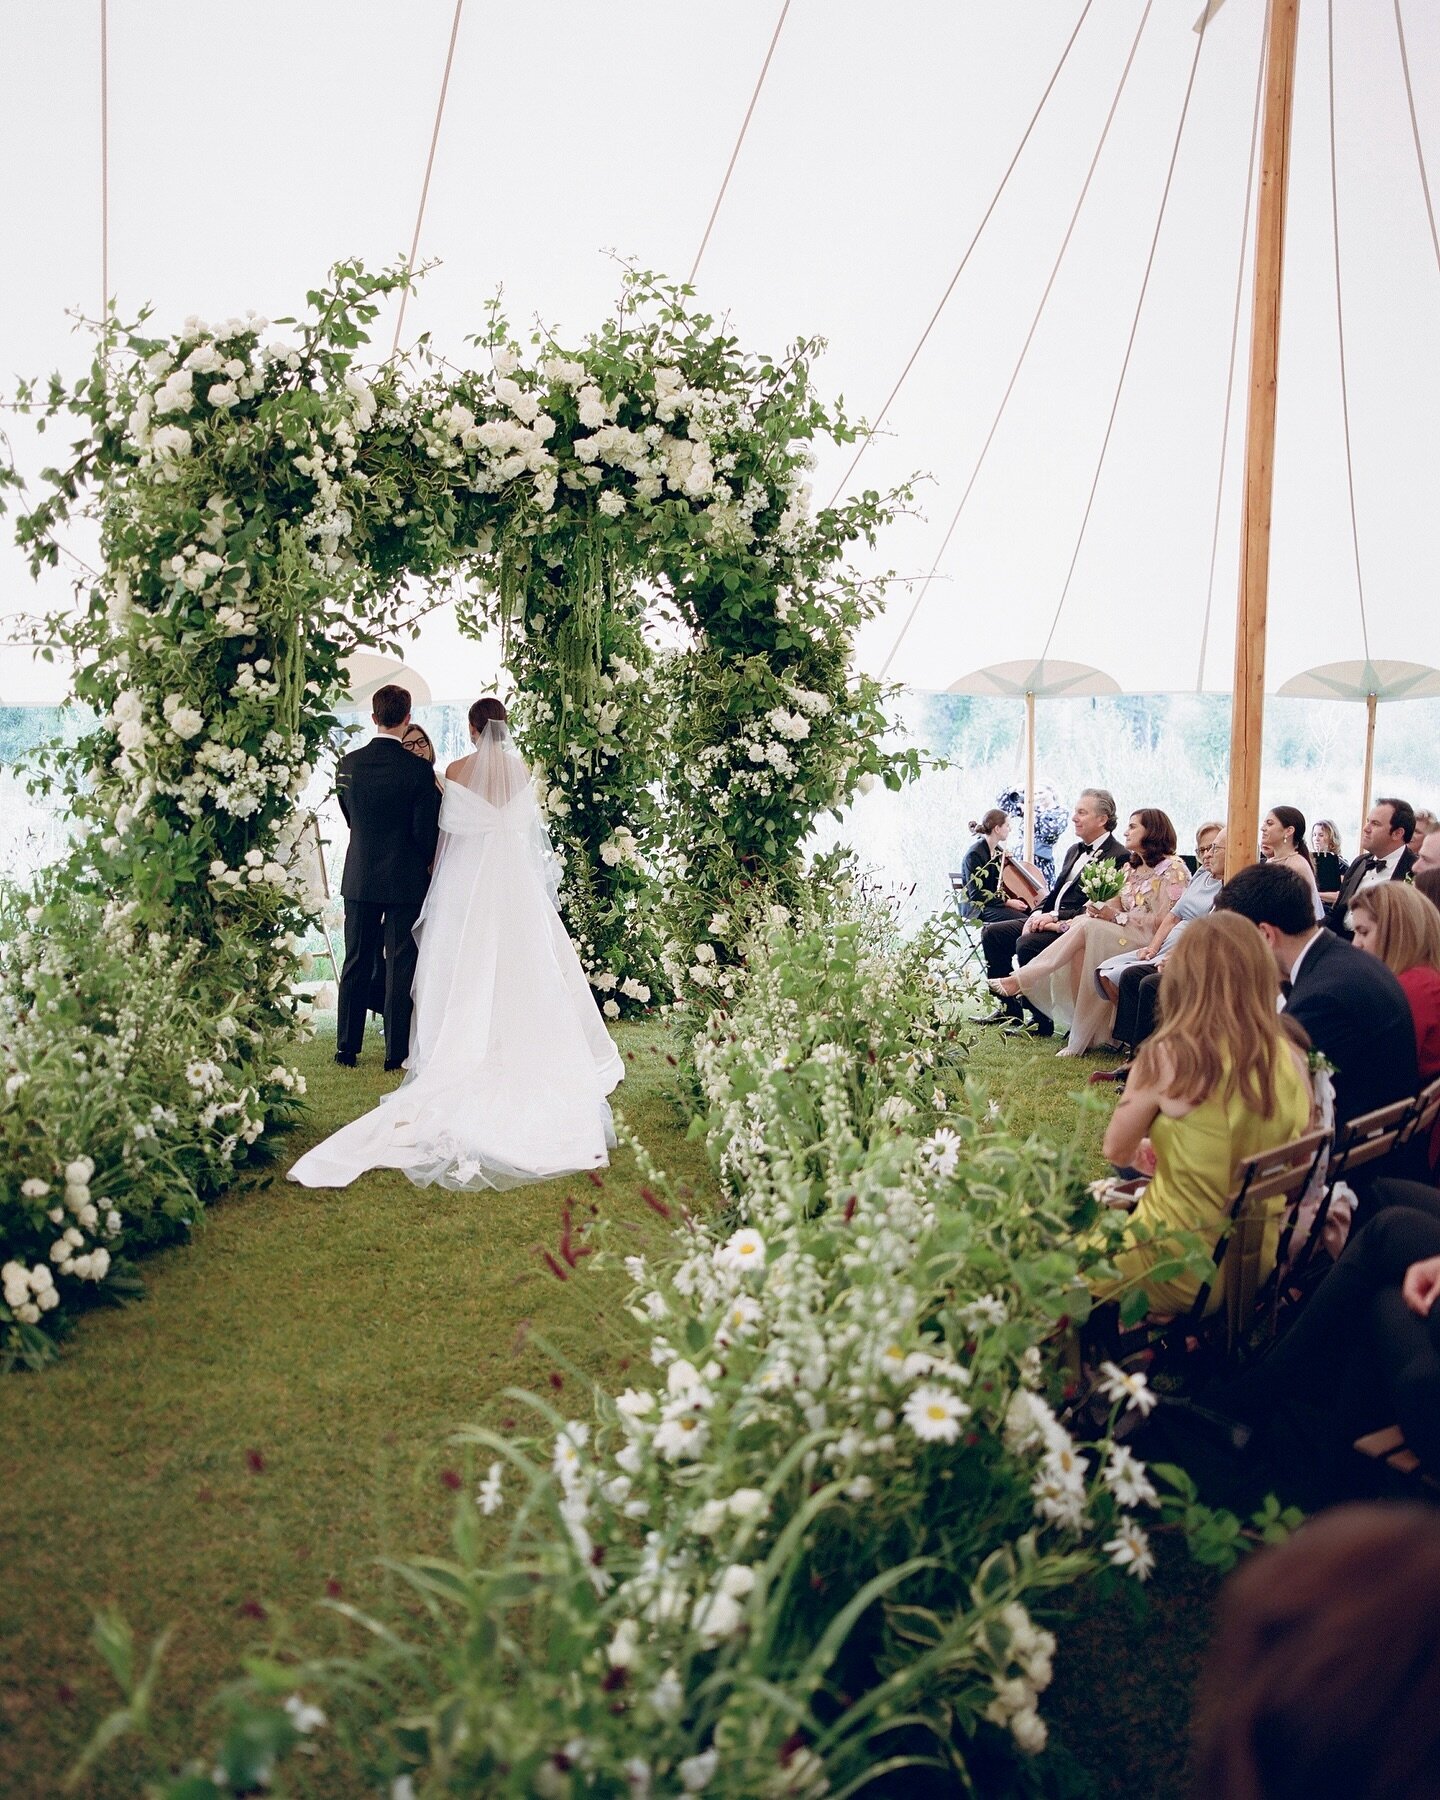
[1352,883,1440,1173]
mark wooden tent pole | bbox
[1225,0,1301,881]
[1024,689,1037,863]
[1360,690,1377,842]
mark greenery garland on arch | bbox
[0,260,920,1364]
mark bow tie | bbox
[1363,854,1386,872]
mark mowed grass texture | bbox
[0,1018,712,1797]
[2,1016,1217,1798]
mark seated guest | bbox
[1261,804,1323,920]
[1105,827,1227,1062]
[991,808,1189,1056]
[1216,861,1419,1139]
[957,809,1031,925]
[1311,817,1347,902]
[978,788,1125,1033]
[1323,796,1417,939]
[1096,913,1312,1317]
[1351,883,1440,1175]
[1193,1503,1440,1798]
[1215,1208,1440,1493]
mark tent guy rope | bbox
[1037,0,1213,665]
[878,0,1156,680]
[688,0,791,285]
[392,0,466,358]
[826,0,1095,510]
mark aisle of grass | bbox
[0,1018,713,1797]
[3,1015,1221,1799]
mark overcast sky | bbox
[3,0,1439,704]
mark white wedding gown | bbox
[288,726,624,1192]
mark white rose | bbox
[169,708,204,741]
[151,423,193,461]
[65,1158,94,1185]
[603,998,620,1019]
[207,382,239,409]
[20,1179,49,1199]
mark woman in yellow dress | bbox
[989,808,1190,1055]
[1097,911,1313,1317]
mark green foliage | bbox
[63,892,1244,1798]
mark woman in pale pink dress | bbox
[990,808,1190,1056]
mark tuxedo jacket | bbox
[1286,928,1419,1130]
[336,737,442,906]
[1322,847,1417,939]
[1037,832,1128,920]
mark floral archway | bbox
[0,261,919,1362]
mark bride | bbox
[289,698,624,1191]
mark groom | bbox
[334,683,442,1070]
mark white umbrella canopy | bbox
[340,653,432,711]
[947,659,1119,859]
[1277,659,1440,837]
[1,2,1439,702]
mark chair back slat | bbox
[1399,1075,1440,1147]
[1220,1129,1332,1351]
[948,871,979,924]
[1328,1098,1414,1177]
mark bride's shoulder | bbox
[445,753,476,784]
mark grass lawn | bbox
[1,1016,1219,1798]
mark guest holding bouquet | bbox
[990,808,1190,1056]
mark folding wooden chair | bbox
[1397,1072,1440,1159]
[1150,1127,1331,1370]
[947,871,989,982]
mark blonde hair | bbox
[1350,883,1440,977]
[1133,912,1289,1117]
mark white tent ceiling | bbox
[2,1,1438,703]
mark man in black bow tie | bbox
[1322,797,1417,939]
[978,786,1126,1035]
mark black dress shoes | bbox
[334,1051,358,1068]
[976,1007,1018,1027]
[383,1059,406,1073]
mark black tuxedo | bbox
[1322,847,1416,939]
[335,737,443,1064]
[1286,929,1418,1136]
[981,832,1128,1024]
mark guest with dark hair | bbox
[1193,1503,1440,1798]
[1418,864,1440,912]
[1215,861,1418,1137]
[991,808,1189,1056]
[1416,828,1440,878]
[958,809,1031,925]
[1261,805,1322,921]
[978,788,1126,1035]
[1323,797,1417,939]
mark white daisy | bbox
[901,1384,970,1444]
[1096,1361,1158,1417]
[1104,1517,1156,1581]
